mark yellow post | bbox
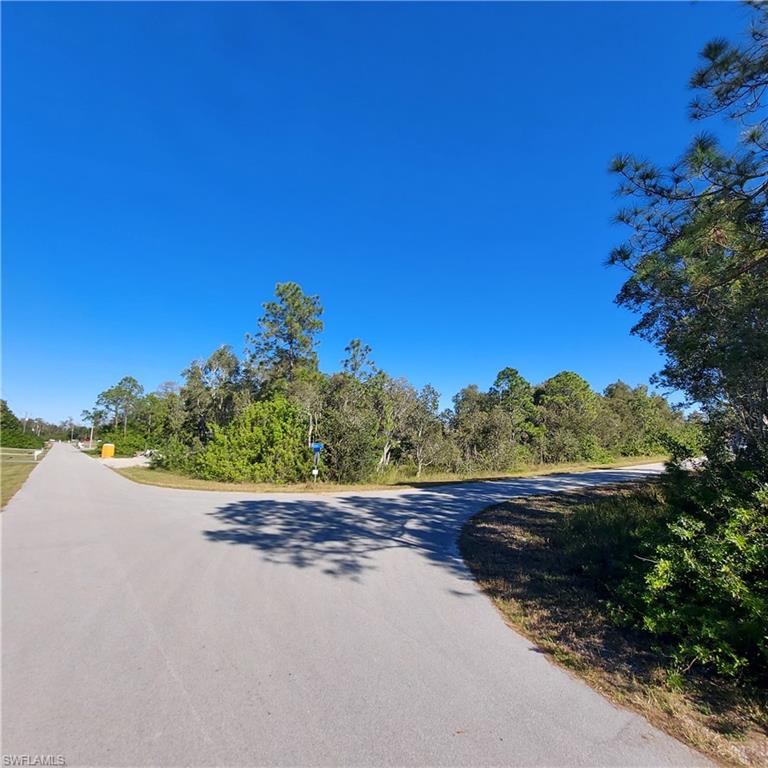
[101,443,115,459]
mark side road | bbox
[2,444,710,767]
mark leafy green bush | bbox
[193,397,311,483]
[0,400,44,448]
[560,467,768,682]
[657,424,704,463]
[636,467,768,680]
[99,429,149,457]
[0,430,44,449]
[152,437,196,473]
[317,373,380,483]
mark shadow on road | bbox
[202,469,659,580]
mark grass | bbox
[459,484,767,767]
[111,454,669,494]
[1,449,45,507]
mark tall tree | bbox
[342,339,377,381]
[180,361,211,442]
[247,282,324,383]
[115,376,144,435]
[202,345,244,426]
[286,368,326,448]
[404,384,445,477]
[451,385,510,470]
[95,385,122,429]
[489,367,537,456]
[97,376,144,435]
[535,372,599,463]
[319,372,379,482]
[605,6,768,678]
[609,3,768,467]
[155,382,186,441]
[81,407,106,446]
[372,376,416,472]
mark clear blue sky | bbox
[2,1,749,422]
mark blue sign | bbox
[311,442,324,454]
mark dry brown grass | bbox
[113,455,668,494]
[459,485,767,768]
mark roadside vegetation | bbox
[601,1,768,688]
[81,283,699,480]
[0,447,47,507]
[460,483,766,767]
[1,399,82,445]
[1,401,50,507]
[465,8,768,766]
[114,454,667,494]
[1,400,45,449]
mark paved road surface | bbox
[2,444,708,767]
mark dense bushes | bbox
[99,429,149,457]
[640,467,767,680]
[87,286,697,485]
[83,283,699,483]
[1,430,44,449]
[585,4,768,686]
[0,401,44,449]
[152,436,196,474]
[192,398,311,483]
[560,468,768,683]
[319,374,381,483]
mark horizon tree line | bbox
[84,281,699,483]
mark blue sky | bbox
[2,1,749,422]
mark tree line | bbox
[85,281,698,483]
[0,400,84,448]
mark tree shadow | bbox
[204,491,474,580]
[202,468,660,581]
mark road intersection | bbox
[2,444,708,766]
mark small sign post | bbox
[310,442,324,483]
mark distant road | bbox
[2,444,708,767]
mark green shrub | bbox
[0,400,44,448]
[193,397,311,483]
[560,468,768,682]
[100,429,149,457]
[658,425,704,463]
[637,468,768,680]
[0,429,44,449]
[152,436,195,473]
[317,373,380,483]
[582,434,614,463]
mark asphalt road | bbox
[2,444,709,767]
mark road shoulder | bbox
[459,483,767,768]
